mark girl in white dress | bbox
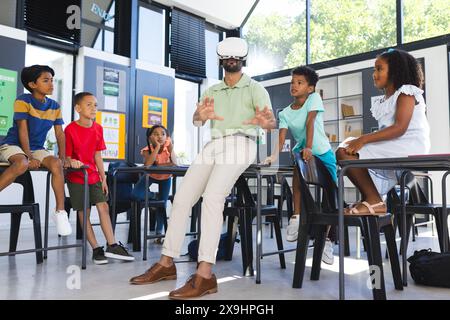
[336,49,430,215]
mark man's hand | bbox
[70,159,84,169]
[28,158,41,170]
[243,106,276,129]
[195,97,224,123]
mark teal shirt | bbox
[278,92,331,155]
[200,74,272,139]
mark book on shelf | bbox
[326,132,338,142]
[341,103,355,118]
[344,124,362,139]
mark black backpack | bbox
[187,233,239,261]
[408,249,450,288]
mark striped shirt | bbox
[2,94,64,150]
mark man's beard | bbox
[223,61,243,72]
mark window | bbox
[81,0,115,52]
[242,0,307,77]
[310,0,396,63]
[205,26,220,79]
[104,30,114,53]
[403,0,450,43]
[173,79,199,164]
[0,0,17,27]
[138,4,166,65]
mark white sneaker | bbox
[286,215,299,242]
[322,239,334,265]
[52,210,72,236]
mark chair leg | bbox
[399,214,413,256]
[383,223,403,290]
[344,225,351,257]
[272,216,286,269]
[238,208,254,277]
[433,212,450,253]
[162,208,168,233]
[277,195,284,229]
[364,217,387,300]
[76,211,83,240]
[286,190,293,221]
[31,204,43,264]
[131,202,141,252]
[225,216,238,261]
[292,224,310,288]
[311,225,327,281]
[149,207,156,232]
[9,212,22,253]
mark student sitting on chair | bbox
[131,125,177,244]
[0,65,72,236]
[336,49,430,215]
[265,66,337,265]
[65,92,134,264]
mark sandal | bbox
[345,201,387,216]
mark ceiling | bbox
[155,0,258,29]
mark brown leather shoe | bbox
[129,263,176,285]
[169,274,218,300]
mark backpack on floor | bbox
[187,233,238,261]
[408,249,450,288]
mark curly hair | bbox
[378,49,424,90]
[291,65,319,87]
[146,125,169,150]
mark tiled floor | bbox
[1,215,449,300]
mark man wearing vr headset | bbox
[130,37,276,299]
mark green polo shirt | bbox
[200,74,272,139]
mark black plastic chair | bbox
[223,175,285,276]
[0,170,43,264]
[292,155,403,300]
[274,175,294,228]
[108,162,169,252]
[387,171,450,254]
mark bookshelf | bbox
[316,71,364,150]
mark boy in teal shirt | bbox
[266,66,336,264]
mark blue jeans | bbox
[131,176,172,234]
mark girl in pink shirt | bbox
[131,125,177,241]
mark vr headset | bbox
[217,37,248,66]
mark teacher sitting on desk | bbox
[130,37,276,299]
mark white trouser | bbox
[162,135,257,264]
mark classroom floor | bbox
[1,214,449,300]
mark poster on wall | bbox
[0,68,18,136]
[95,111,126,160]
[142,95,168,128]
[96,67,126,112]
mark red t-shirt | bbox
[65,121,106,185]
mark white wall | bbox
[260,44,450,203]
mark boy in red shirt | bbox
[65,92,134,264]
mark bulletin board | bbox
[142,95,168,128]
[95,111,126,160]
[0,67,18,136]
